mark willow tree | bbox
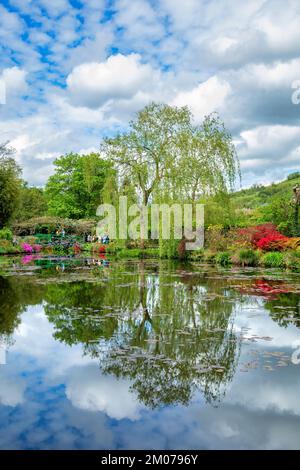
[101,104,239,248]
[177,113,240,204]
[102,103,192,206]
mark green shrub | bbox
[117,248,160,259]
[215,251,231,266]
[159,238,179,259]
[261,251,284,268]
[0,228,13,241]
[283,251,300,271]
[105,241,121,255]
[205,224,228,251]
[143,248,160,258]
[82,243,93,252]
[22,236,38,245]
[118,249,141,258]
[204,250,216,262]
[236,249,259,266]
[189,249,205,261]
[0,240,20,254]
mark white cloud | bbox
[1,0,300,187]
[240,125,300,157]
[172,76,231,123]
[67,53,159,108]
[0,67,27,98]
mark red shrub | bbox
[238,224,288,251]
[256,234,287,251]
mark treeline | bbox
[0,102,239,229]
[1,101,299,241]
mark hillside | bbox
[231,172,300,209]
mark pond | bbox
[0,255,300,450]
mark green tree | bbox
[102,103,192,207]
[259,195,294,235]
[102,104,239,248]
[0,142,22,228]
[14,183,47,221]
[45,153,112,219]
[177,113,240,203]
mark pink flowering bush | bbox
[33,244,42,253]
[21,243,33,253]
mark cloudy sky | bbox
[0,0,300,187]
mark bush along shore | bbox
[1,223,300,271]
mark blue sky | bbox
[0,0,300,187]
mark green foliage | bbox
[204,250,216,262]
[259,195,294,236]
[261,251,284,268]
[205,225,228,251]
[118,248,160,258]
[0,142,22,228]
[189,249,205,261]
[102,103,192,208]
[12,216,96,236]
[177,113,240,202]
[203,194,235,228]
[283,251,300,271]
[102,103,239,249]
[287,171,300,180]
[215,251,231,266]
[0,240,20,254]
[14,184,47,221]
[0,228,13,241]
[232,175,300,235]
[159,238,179,259]
[236,249,259,266]
[45,153,112,219]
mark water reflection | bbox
[1,258,300,449]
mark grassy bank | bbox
[191,248,300,271]
[2,230,300,271]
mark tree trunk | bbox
[140,191,149,249]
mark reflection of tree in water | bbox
[264,293,300,328]
[44,261,241,408]
[99,263,240,407]
[3,263,300,407]
[237,277,300,329]
[0,276,45,347]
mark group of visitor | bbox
[85,233,110,244]
[86,234,98,243]
[55,228,66,237]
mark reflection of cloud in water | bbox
[227,354,300,416]
[1,268,300,449]
[235,301,300,348]
[65,365,143,420]
[10,307,143,421]
[13,306,95,375]
[0,373,25,407]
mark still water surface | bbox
[0,255,300,449]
